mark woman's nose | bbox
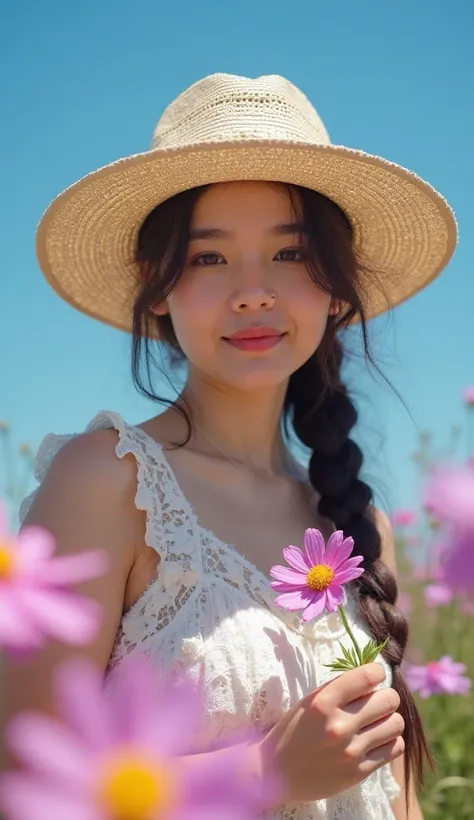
[230,287,276,312]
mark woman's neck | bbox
[174,374,289,476]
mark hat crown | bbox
[151,73,331,150]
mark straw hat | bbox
[36,72,458,333]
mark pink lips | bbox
[224,327,285,352]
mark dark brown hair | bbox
[132,182,431,798]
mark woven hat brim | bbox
[36,140,458,335]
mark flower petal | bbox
[148,677,202,756]
[0,592,44,649]
[282,546,311,573]
[5,712,91,785]
[326,534,360,571]
[269,565,307,586]
[274,589,312,611]
[0,499,9,537]
[16,526,56,568]
[270,580,307,594]
[303,529,325,566]
[334,565,365,585]
[16,588,103,645]
[36,550,110,586]
[325,584,345,611]
[301,593,327,622]
[54,658,112,750]
[0,771,102,820]
[109,656,199,755]
[323,531,345,565]
[335,555,364,572]
[183,741,276,813]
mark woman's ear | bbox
[328,299,342,316]
[149,300,169,317]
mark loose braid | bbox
[285,342,432,796]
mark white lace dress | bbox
[20,410,401,819]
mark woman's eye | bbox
[275,248,304,263]
[193,252,225,266]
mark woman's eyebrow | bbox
[188,222,306,241]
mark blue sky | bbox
[1,0,473,517]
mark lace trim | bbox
[19,410,168,561]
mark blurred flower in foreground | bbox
[424,583,454,609]
[0,501,108,650]
[405,656,471,699]
[391,509,416,528]
[462,385,474,407]
[0,656,274,820]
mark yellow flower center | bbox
[98,751,178,820]
[306,564,335,591]
[0,542,15,578]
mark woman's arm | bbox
[1,429,141,766]
[374,508,425,820]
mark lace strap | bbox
[19,411,167,561]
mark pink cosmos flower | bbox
[424,465,474,530]
[270,529,364,622]
[441,530,474,593]
[424,467,474,592]
[0,656,273,820]
[424,583,454,609]
[404,655,471,699]
[462,386,474,407]
[390,509,416,528]
[0,501,108,650]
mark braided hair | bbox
[285,344,430,796]
[132,182,432,799]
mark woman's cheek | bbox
[169,282,224,346]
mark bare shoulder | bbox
[24,425,144,579]
[371,506,397,578]
[39,426,138,496]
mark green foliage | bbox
[0,422,35,529]
[399,567,474,819]
[396,406,474,819]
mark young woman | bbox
[5,73,457,819]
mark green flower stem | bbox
[338,604,363,666]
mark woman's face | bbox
[155,181,334,391]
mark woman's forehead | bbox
[189,181,297,231]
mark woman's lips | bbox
[224,332,285,352]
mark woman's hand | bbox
[258,662,404,804]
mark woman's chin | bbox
[215,366,294,393]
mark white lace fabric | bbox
[20,410,401,819]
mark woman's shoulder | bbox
[35,410,134,478]
[20,410,150,525]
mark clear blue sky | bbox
[1,0,473,516]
